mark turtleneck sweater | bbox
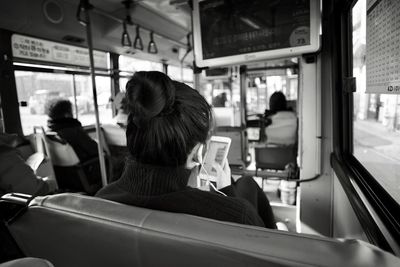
[96,160,265,227]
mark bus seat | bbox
[102,124,127,147]
[44,134,80,166]
[26,128,57,187]
[3,193,400,267]
[213,107,235,126]
[0,258,53,267]
[255,145,297,171]
[43,134,101,195]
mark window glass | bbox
[15,71,74,135]
[119,55,162,72]
[168,65,193,83]
[15,71,112,135]
[352,0,400,203]
[119,77,129,92]
[198,67,241,127]
[246,69,298,116]
[73,75,113,126]
[95,76,113,124]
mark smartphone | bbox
[198,136,231,189]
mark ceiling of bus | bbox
[87,0,192,30]
[0,0,193,66]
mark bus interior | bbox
[0,0,400,266]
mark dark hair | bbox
[46,99,73,120]
[269,91,287,113]
[125,71,212,166]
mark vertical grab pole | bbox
[72,74,79,120]
[80,0,108,186]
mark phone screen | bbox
[202,141,229,178]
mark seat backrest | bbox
[44,134,80,166]
[101,124,127,147]
[213,107,235,126]
[255,145,296,170]
[27,127,57,183]
[5,193,399,267]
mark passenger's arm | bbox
[0,150,50,196]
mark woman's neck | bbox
[117,160,192,196]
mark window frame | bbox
[331,0,400,254]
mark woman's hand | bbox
[212,158,231,189]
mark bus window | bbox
[118,55,163,92]
[15,71,74,135]
[352,0,400,204]
[119,77,129,93]
[119,55,163,73]
[67,75,112,126]
[198,69,241,127]
[246,69,298,117]
[15,71,112,135]
[95,76,113,124]
[168,65,193,87]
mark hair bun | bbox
[126,71,176,123]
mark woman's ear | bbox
[185,143,202,169]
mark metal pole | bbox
[82,0,108,186]
[239,65,247,128]
[72,74,79,120]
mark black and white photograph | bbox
[0,0,400,266]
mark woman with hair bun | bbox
[96,71,276,228]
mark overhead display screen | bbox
[193,0,320,67]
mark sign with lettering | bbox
[11,34,108,69]
[366,0,400,94]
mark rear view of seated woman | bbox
[96,71,276,229]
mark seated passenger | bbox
[46,99,99,162]
[212,92,227,107]
[113,92,129,128]
[96,71,276,229]
[265,92,297,145]
[0,133,50,196]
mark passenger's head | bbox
[119,96,129,115]
[269,91,287,113]
[46,99,73,120]
[125,71,212,167]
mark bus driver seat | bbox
[0,193,399,267]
